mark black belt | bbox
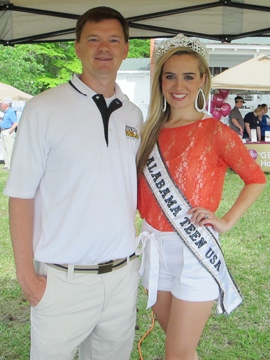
[47,253,137,274]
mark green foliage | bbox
[0,39,149,96]
[0,42,81,95]
[128,39,150,58]
[32,42,81,90]
[0,44,44,95]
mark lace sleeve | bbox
[215,123,266,184]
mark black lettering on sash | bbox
[164,195,177,207]
[156,179,165,189]
[180,217,190,226]
[194,238,207,248]
[205,248,214,259]
[164,195,181,217]
[159,188,170,198]
[189,230,207,249]
[146,157,157,173]
[190,230,201,241]
[189,231,207,248]
[146,157,155,166]
[151,171,161,182]
[148,163,157,173]
[205,247,221,272]
[184,224,196,235]
[214,260,221,271]
[210,254,218,264]
[170,206,181,216]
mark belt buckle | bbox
[98,260,113,274]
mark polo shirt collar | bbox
[70,74,126,103]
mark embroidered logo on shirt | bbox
[125,125,139,140]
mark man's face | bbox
[75,19,129,80]
[236,100,244,108]
[0,103,7,111]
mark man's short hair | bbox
[76,6,129,43]
[1,98,12,106]
[234,96,245,103]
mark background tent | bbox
[0,1,270,45]
[0,82,32,101]
[211,54,270,93]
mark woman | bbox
[243,105,265,141]
[136,34,266,360]
[259,103,270,141]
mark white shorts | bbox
[140,221,219,302]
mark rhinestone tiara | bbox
[154,34,209,63]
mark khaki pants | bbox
[0,130,16,169]
[31,258,140,360]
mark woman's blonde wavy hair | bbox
[137,47,212,174]
[254,105,266,119]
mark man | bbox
[0,98,18,170]
[4,7,143,360]
[228,95,245,137]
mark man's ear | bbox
[75,40,81,59]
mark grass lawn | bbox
[0,166,269,360]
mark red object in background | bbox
[218,89,230,99]
[212,94,224,107]
[213,94,224,107]
[212,109,222,120]
[220,103,231,116]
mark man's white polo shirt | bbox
[4,74,143,264]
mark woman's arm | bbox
[245,122,251,139]
[257,126,261,141]
[189,183,265,233]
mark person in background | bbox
[0,98,18,170]
[243,105,265,141]
[259,103,270,141]
[4,6,143,360]
[228,95,245,137]
[136,34,266,360]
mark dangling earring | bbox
[162,95,167,112]
[195,88,206,112]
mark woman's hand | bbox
[187,207,232,233]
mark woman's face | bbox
[161,54,205,113]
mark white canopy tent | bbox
[211,54,270,93]
[0,1,270,45]
[0,82,32,101]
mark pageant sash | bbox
[143,144,243,315]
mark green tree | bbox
[0,44,44,95]
[33,42,81,91]
[0,39,149,95]
[0,42,80,95]
[129,39,150,58]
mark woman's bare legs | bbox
[152,291,214,360]
[152,291,172,332]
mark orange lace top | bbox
[138,116,266,231]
